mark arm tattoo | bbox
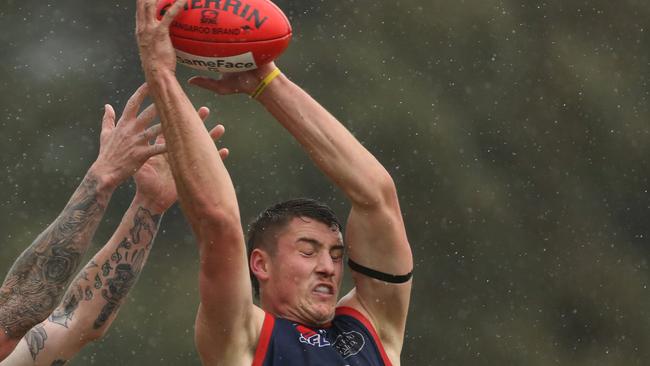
[92,207,161,329]
[49,262,97,328]
[130,207,158,247]
[0,175,108,338]
[24,324,47,360]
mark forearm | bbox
[4,196,163,365]
[145,70,240,222]
[0,168,114,340]
[257,75,395,207]
[53,194,162,336]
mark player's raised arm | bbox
[190,63,413,363]
[0,84,167,361]
[135,1,263,364]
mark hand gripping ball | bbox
[157,0,292,73]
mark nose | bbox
[315,252,335,278]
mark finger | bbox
[136,103,158,129]
[218,148,229,161]
[143,0,158,25]
[197,106,210,122]
[121,83,149,121]
[147,143,167,157]
[136,0,147,28]
[208,124,225,140]
[188,76,230,94]
[154,133,166,145]
[160,0,188,28]
[101,104,116,132]
[142,123,163,142]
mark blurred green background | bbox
[1,0,650,364]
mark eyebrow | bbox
[297,237,344,250]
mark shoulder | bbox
[332,306,396,366]
[337,290,407,365]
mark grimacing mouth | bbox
[313,283,334,295]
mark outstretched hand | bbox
[188,62,277,95]
[134,106,230,212]
[91,83,167,189]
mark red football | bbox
[156,0,292,73]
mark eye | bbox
[330,249,344,261]
[298,244,316,257]
[300,249,315,257]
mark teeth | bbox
[314,285,331,294]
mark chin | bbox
[310,306,335,325]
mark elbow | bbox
[189,201,241,231]
[194,207,245,272]
[376,171,398,203]
[182,201,243,246]
[353,170,399,210]
[196,206,242,241]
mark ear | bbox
[250,248,271,283]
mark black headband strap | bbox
[348,258,413,284]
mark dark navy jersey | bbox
[252,306,392,366]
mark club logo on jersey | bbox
[333,331,365,359]
[296,325,331,348]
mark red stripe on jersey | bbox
[335,306,393,366]
[252,312,275,366]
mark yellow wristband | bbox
[250,68,281,99]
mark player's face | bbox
[266,217,344,326]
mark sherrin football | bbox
[157,0,292,73]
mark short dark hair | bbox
[246,198,342,298]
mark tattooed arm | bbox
[0,171,110,360]
[0,198,163,366]
[0,84,168,361]
[0,109,227,366]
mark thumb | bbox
[101,104,116,132]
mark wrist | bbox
[86,163,120,194]
[143,66,177,85]
[255,72,289,104]
[138,46,177,77]
[132,192,170,215]
[250,62,277,81]
[235,63,275,95]
[81,165,117,209]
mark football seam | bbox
[171,32,292,44]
